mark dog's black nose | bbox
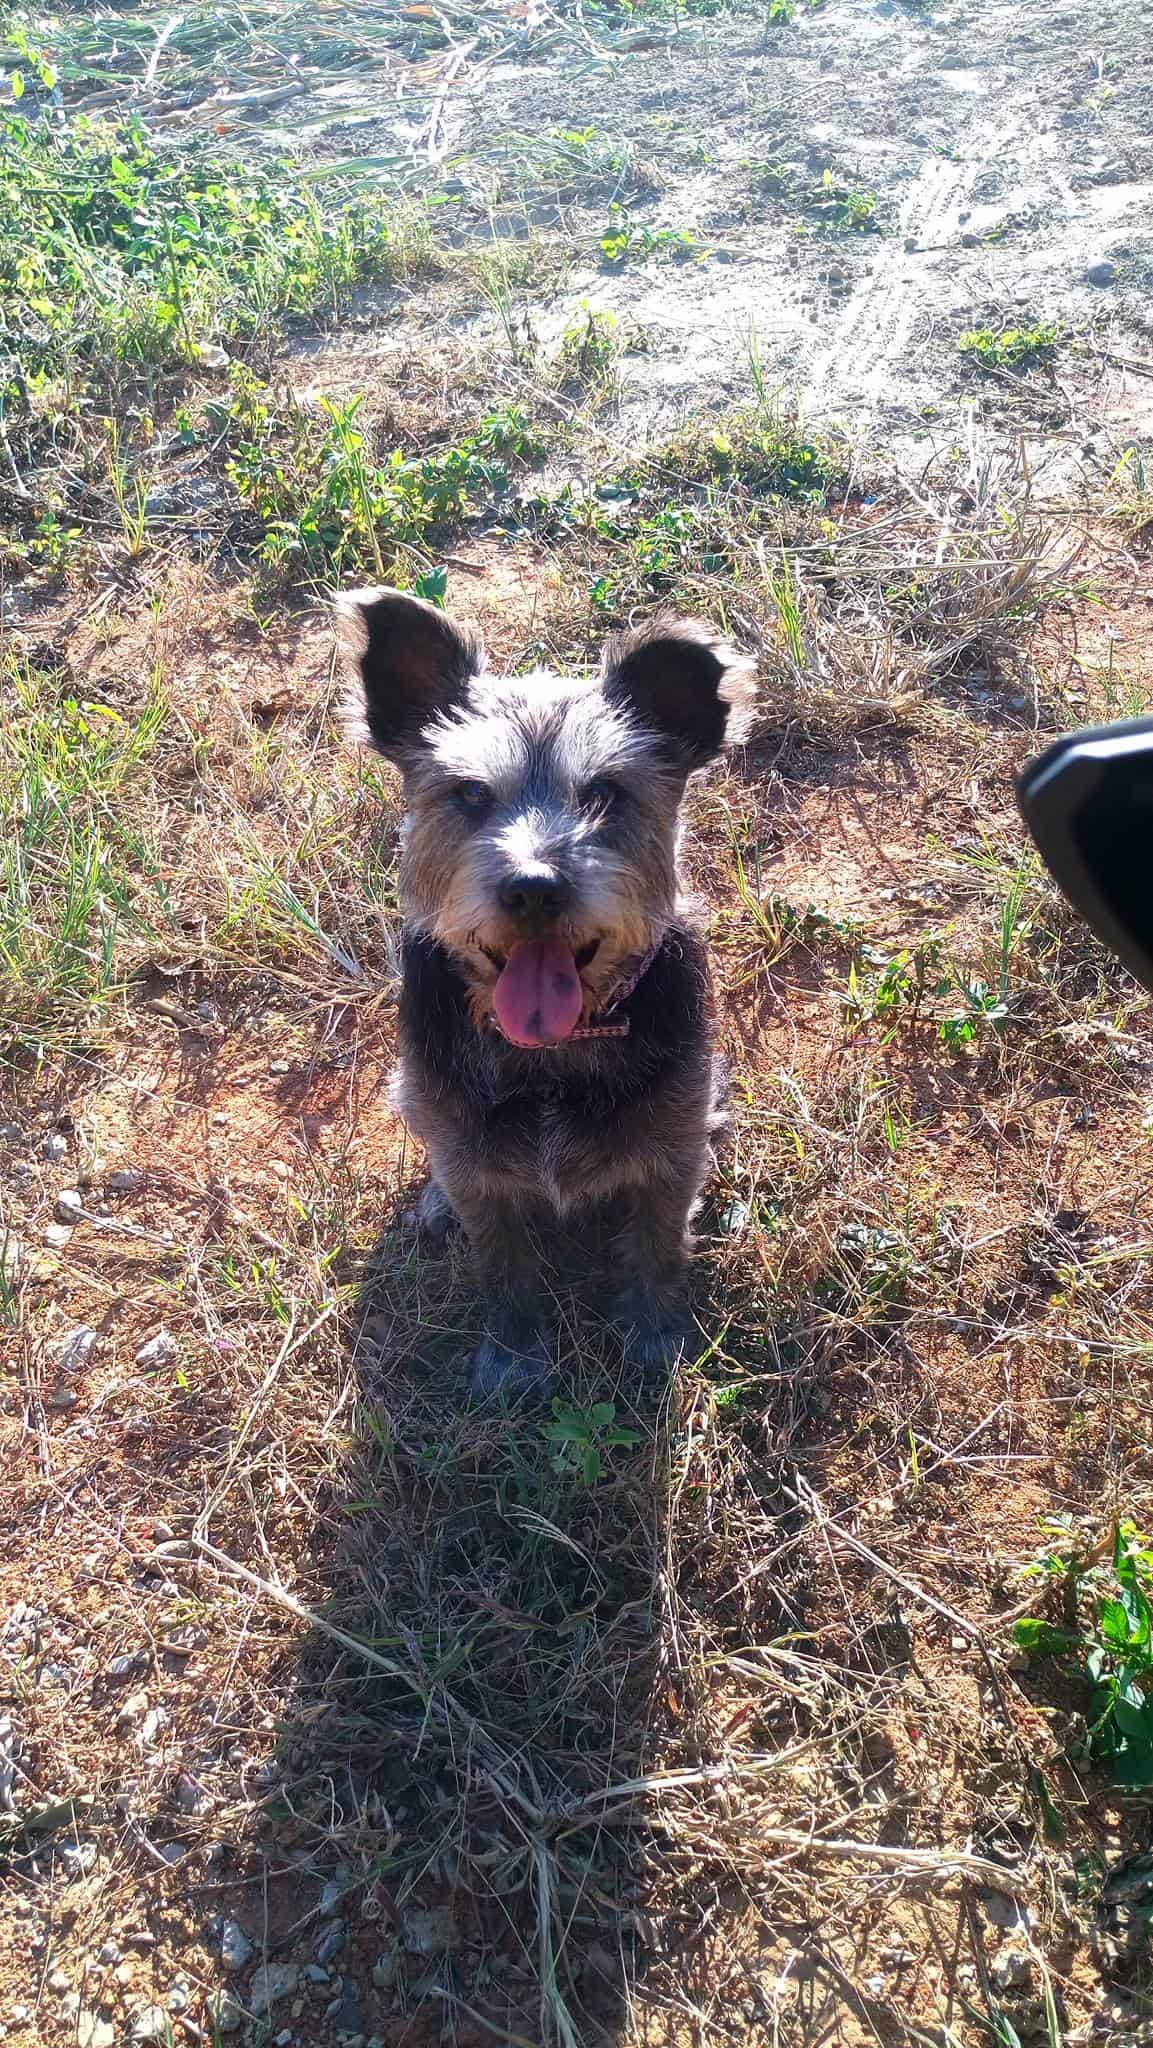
[498,871,572,917]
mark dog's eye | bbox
[582,777,623,813]
[454,780,492,815]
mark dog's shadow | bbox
[260,1182,819,2046]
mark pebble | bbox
[106,1169,143,1193]
[303,1965,330,1985]
[151,1517,174,1543]
[210,1991,244,2036]
[44,1223,74,1249]
[48,1387,78,1410]
[107,1651,148,1682]
[250,1962,300,2014]
[276,2033,294,2047]
[1086,258,1117,285]
[990,1946,1032,1993]
[168,1983,190,2014]
[135,1329,177,1367]
[55,1189,84,1224]
[115,1963,137,1988]
[316,1920,346,1966]
[97,1940,122,1966]
[58,1839,98,1879]
[54,1325,98,1372]
[117,1688,149,1731]
[77,2016,115,2048]
[40,1132,68,1162]
[403,1905,458,1954]
[220,1918,253,1971]
[319,1877,343,1916]
[47,1969,71,1994]
[130,2008,171,2043]
[0,1120,23,1143]
[371,1951,398,1993]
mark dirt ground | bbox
[3,2,1153,2046]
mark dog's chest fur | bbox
[395,926,714,1211]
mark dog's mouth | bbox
[472,935,601,1048]
[478,938,600,974]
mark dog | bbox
[340,588,756,1396]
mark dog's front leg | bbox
[614,1169,702,1373]
[450,1191,554,1399]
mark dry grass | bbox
[4,23,1153,2048]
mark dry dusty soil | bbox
[3,2,1153,2047]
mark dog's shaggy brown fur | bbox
[341,588,756,1395]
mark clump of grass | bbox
[800,166,880,235]
[0,654,175,1054]
[958,321,1061,372]
[0,106,434,477]
[554,304,622,397]
[598,202,701,267]
[1015,1517,1153,1788]
[663,402,840,501]
[219,369,543,585]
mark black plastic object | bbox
[1017,715,1153,996]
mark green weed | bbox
[800,166,880,235]
[1015,1517,1153,1788]
[221,372,541,586]
[542,1400,641,1487]
[958,322,1061,372]
[0,106,432,474]
[598,203,700,267]
[0,656,174,1053]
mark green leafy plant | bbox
[1014,1518,1153,1787]
[958,322,1061,372]
[542,1400,641,1486]
[802,166,879,234]
[599,203,700,267]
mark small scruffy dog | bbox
[341,588,755,1396]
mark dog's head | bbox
[340,588,755,1047]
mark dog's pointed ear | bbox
[602,615,757,770]
[338,587,485,763]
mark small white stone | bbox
[250,1962,300,2014]
[129,2007,172,2043]
[55,1190,84,1224]
[77,2014,115,2048]
[40,1132,68,1162]
[47,1969,71,1994]
[54,1325,98,1373]
[44,1223,74,1249]
[58,1839,98,1879]
[220,1918,253,1971]
[135,1329,177,1368]
[117,1688,149,1732]
[106,1169,143,1194]
[210,1990,244,2036]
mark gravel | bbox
[53,1325,98,1372]
[58,1840,98,1879]
[220,1919,254,1971]
[249,1962,300,2014]
[135,1329,178,1367]
[316,1921,347,1967]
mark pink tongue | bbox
[492,939,583,1047]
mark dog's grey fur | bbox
[340,587,756,1395]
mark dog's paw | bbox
[618,1307,693,1374]
[404,1180,460,1249]
[470,1333,554,1402]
